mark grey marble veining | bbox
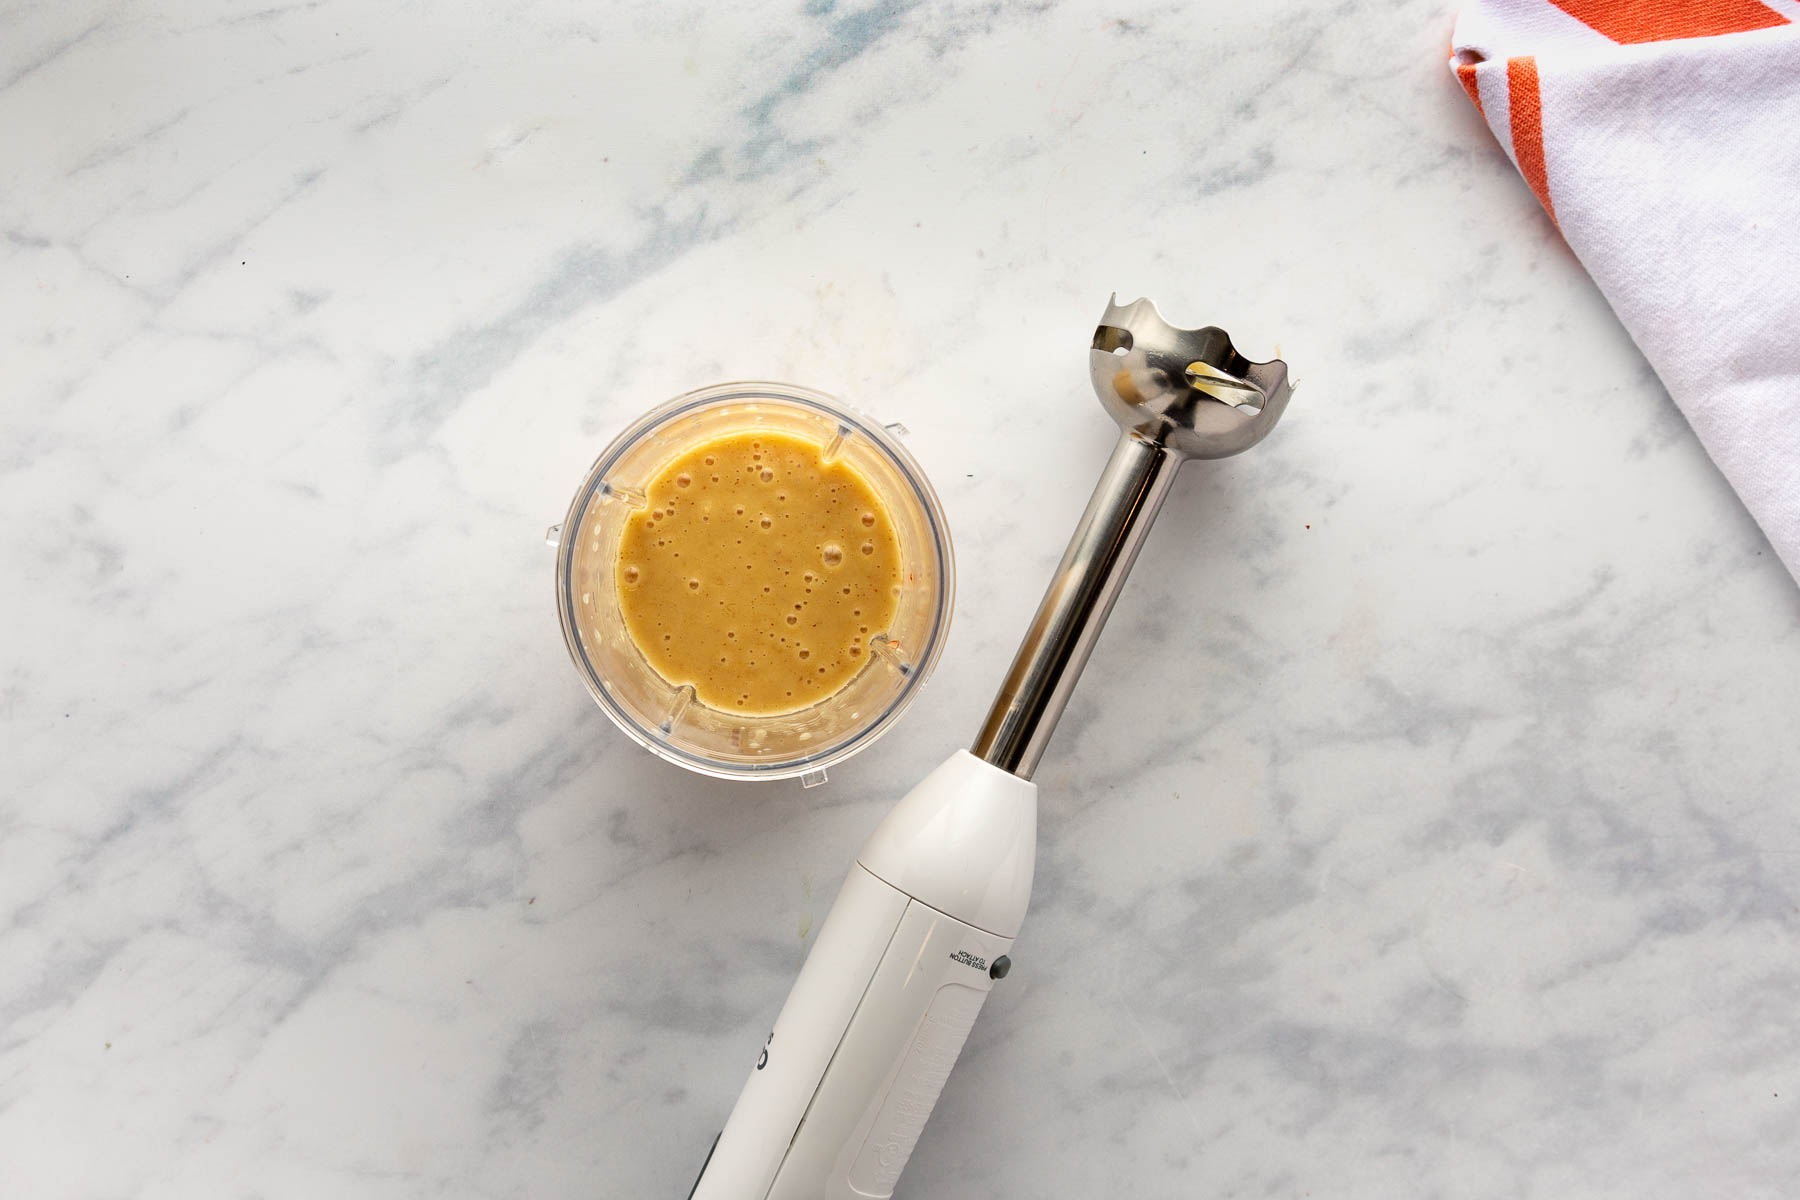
[4,1,1799,1196]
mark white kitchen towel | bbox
[1450,0,1800,586]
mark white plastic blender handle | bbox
[690,753,1035,1199]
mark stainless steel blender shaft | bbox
[972,435,1178,777]
[972,296,1294,779]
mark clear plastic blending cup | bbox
[553,382,954,782]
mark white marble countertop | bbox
[8,2,1800,1196]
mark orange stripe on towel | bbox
[1456,62,1484,115]
[1507,56,1556,226]
[1550,0,1787,43]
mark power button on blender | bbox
[989,955,1011,980]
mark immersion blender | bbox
[689,297,1293,1198]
